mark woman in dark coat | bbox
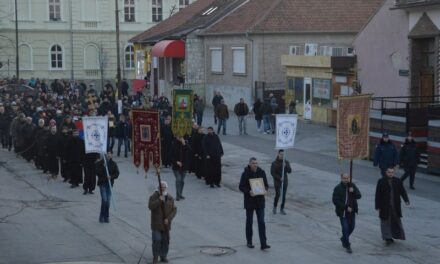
[44,125,60,179]
[400,134,419,189]
[375,167,410,245]
[253,99,263,132]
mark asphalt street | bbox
[0,109,439,264]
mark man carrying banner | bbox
[95,151,119,223]
[271,149,292,215]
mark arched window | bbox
[125,45,134,69]
[84,44,99,69]
[19,43,32,70]
[50,44,63,69]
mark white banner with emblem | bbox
[83,116,109,154]
[275,114,298,149]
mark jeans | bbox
[274,181,287,209]
[270,115,276,134]
[246,208,267,246]
[238,116,247,134]
[339,215,355,248]
[99,182,112,221]
[173,169,186,198]
[196,112,203,126]
[152,230,169,259]
[107,136,115,153]
[262,115,271,133]
[401,166,417,187]
[256,120,262,130]
[117,137,128,157]
[217,119,227,135]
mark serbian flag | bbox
[75,120,84,139]
[132,109,161,171]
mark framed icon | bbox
[140,124,151,142]
[249,178,266,196]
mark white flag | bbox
[275,114,298,149]
[83,116,109,154]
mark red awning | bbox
[151,40,185,58]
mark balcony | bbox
[393,0,440,9]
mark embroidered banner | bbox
[83,116,108,154]
[172,89,193,137]
[275,114,298,149]
[132,109,161,171]
[337,94,371,160]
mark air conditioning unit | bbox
[305,43,318,56]
[289,46,298,55]
[347,48,355,56]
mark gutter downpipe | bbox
[246,30,255,102]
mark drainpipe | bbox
[245,30,254,102]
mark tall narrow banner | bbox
[132,109,161,172]
[337,94,371,160]
[83,116,108,154]
[172,89,193,137]
[276,114,298,149]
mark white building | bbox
[0,0,193,89]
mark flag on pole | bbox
[276,114,298,149]
[83,116,108,154]
[337,94,371,160]
[132,109,161,172]
[172,89,193,137]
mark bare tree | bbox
[98,42,108,90]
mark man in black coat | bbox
[59,126,72,182]
[202,127,223,188]
[400,133,420,190]
[192,127,206,180]
[375,167,410,245]
[211,91,223,125]
[332,173,362,253]
[239,157,270,250]
[171,136,189,200]
[96,151,119,223]
[83,153,99,195]
[44,125,60,179]
[66,129,85,188]
[160,115,173,167]
[374,133,399,177]
[270,149,292,215]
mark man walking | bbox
[239,157,270,250]
[271,150,292,215]
[374,133,398,177]
[375,167,410,245]
[234,98,249,135]
[148,181,177,263]
[215,99,229,135]
[400,133,419,190]
[171,136,189,201]
[212,91,223,125]
[202,127,223,188]
[332,173,362,253]
[95,151,119,223]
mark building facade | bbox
[0,0,193,89]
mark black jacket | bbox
[171,139,189,171]
[202,133,223,159]
[270,158,292,185]
[239,166,269,209]
[95,158,120,186]
[375,177,409,220]
[400,140,420,167]
[332,182,362,217]
[374,140,398,169]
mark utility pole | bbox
[14,0,19,81]
[115,0,121,98]
[69,0,74,81]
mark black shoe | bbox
[99,217,104,223]
[63,178,68,182]
[247,243,255,249]
[179,196,185,200]
[410,186,415,190]
[70,184,78,188]
[176,197,180,201]
[104,218,109,223]
[340,237,347,248]
[385,239,394,245]
[160,257,169,263]
[83,190,87,195]
[346,247,352,254]
[261,244,271,250]
[215,184,221,187]
[88,190,94,194]
[210,184,214,188]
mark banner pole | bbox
[280,151,286,209]
[102,153,116,211]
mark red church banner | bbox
[132,110,161,171]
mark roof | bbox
[204,0,385,35]
[409,12,440,38]
[130,0,245,43]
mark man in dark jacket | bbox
[332,173,362,253]
[66,129,85,188]
[44,125,60,179]
[96,151,119,223]
[400,133,419,190]
[270,149,292,215]
[374,133,398,177]
[160,115,173,167]
[239,157,270,250]
[202,127,223,187]
[234,98,249,136]
[212,91,223,125]
[116,114,130,158]
[148,181,177,263]
[83,153,99,195]
[171,136,189,200]
[375,167,410,245]
[0,104,9,148]
[215,99,229,135]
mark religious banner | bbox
[337,94,371,160]
[172,89,193,137]
[83,116,108,154]
[276,114,298,149]
[132,109,161,172]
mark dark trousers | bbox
[117,137,128,157]
[196,112,203,126]
[206,157,221,185]
[99,182,111,221]
[339,215,355,248]
[83,165,96,191]
[107,137,115,153]
[274,181,287,209]
[246,208,267,246]
[401,166,417,187]
[69,163,83,185]
[173,169,186,198]
[152,230,169,259]
[0,129,7,148]
[217,119,226,135]
[61,160,70,180]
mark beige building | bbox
[0,0,193,89]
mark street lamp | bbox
[14,0,19,80]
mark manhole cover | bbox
[200,246,236,256]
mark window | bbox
[50,44,63,69]
[19,44,32,70]
[124,0,135,22]
[179,0,190,11]
[210,48,222,73]
[49,0,61,21]
[152,0,163,22]
[332,47,344,56]
[125,45,135,69]
[319,46,332,56]
[287,77,304,104]
[421,39,435,69]
[83,0,97,21]
[84,44,99,69]
[232,47,246,74]
[312,79,332,106]
[289,46,303,56]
